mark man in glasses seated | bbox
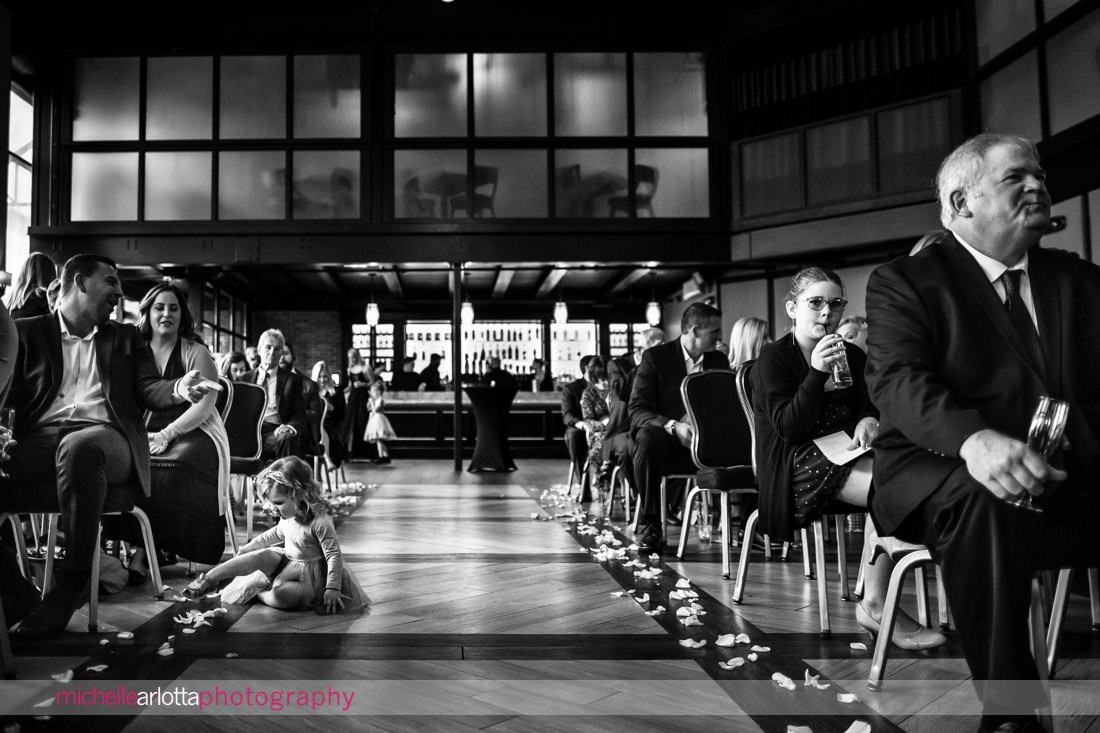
[866,133,1100,733]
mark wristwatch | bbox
[664,419,676,435]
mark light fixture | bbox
[365,272,380,327]
[461,271,474,324]
[553,299,569,325]
[645,271,661,326]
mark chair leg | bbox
[0,590,13,679]
[763,533,773,560]
[245,476,255,542]
[855,520,870,600]
[676,486,703,559]
[225,505,239,556]
[1029,577,1054,732]
[868,549,933,691]
[659,477,668,533]
[720,492,732,580]
[43,514,60,598]
[89,527,102,633]
[937,568,952,631]
[631,495,643,533]
[130,507,164,599]
[835,515,851,601]
[609,466,622,520]
[814,518,830,637]
[1089,568,1100,631]
[1046,568,1073,678]
[2,514,33,581]
[914,565,931,628]
[803,528,814,579]
[732,509,759,604]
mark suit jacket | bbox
[561,377,586,429]
[628,338,730,436]
[8,314,179,496]
[242,367,309,439]
[865,235,1100,534]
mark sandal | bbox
[182,573,216,599]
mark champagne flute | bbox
[1005,396,1068,513]
[0,407,14,478]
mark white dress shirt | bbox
[954,233,1039,334]
[39,311,111,428]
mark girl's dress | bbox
[238,512,368,614]
[364,395,397,441]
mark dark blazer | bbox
[242,366,309,439]
[561,377,586,429]
[865,235,1100,534]
[628,338,730,435]
[751,332,876,540]
[8,314,179,496]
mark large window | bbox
[201,282,250,356]
[7,88,33,278]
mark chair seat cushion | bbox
[695,466,755,491]
[230,458,265,475]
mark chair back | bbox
[636,164,659,199]
[224,380,267,461]
[681,368,752,471]
[304,399,326,457]
[215,376,234,420]
[474,165,499,196]
[734,361,757,474]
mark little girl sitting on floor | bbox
[183,456,367,614]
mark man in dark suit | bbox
[629,304,727,553]
[279,340,323,456]
[243,328,308,461]
[5,254,211,637]
[866,133,1100,732]
[561,354,596,489]
[420,353,444,391]
[604,328,665,498]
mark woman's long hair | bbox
[729,317,770,368]
[136,282,203,345]
[10,253,57,310]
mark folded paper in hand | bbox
[813,430,871,465]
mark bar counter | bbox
[381,390,567,459]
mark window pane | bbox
[394,149,467,219]
[7,160,31,262]
[145,152,212,220]
[471,149,547,218]
[633,148,709,217]
[9,91,33,162]
[218,332,232,356]
[975,0,1036,65]
[877,98,951,193]
[394,54,467,137]
[292,150,360,219]
[218,150,286,219]
[147,57,212,140]
[740,133,802,216]
[980,51,1042,142]
[71,152,138,221]
[555,149,627,218]
[294,55,361,138]
[1047,7,1100,134]
[220,56,286,139]
[473,53,546,136]
[217,291,231,329]
[73,58,139,141]
[554,53,626,136]
[634,53,707,136]
[1044,0,1082,21]
[234,299,246,336]
[806,117,872,204]
[203,284,215,329]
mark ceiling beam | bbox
[491,267,513,299]
[316,267,345,297]
[604,267,652,296]
[534,267,567,298]
[381,269,404,299]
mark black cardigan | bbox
[750,332,877,541]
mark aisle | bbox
[4,460,1100,732]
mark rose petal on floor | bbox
[843,722,871,733]
[116,631,133,640]
[735,632,751,644]
[771,672,797,691]
[849,642,868,651]
[715,634,737,647]
[748,653,758,662]
[837,693,859,704]
[634,593,650,604]
[98,639,110,646]
[787,726,813,733]
[50,670,73,683]
[33,699,53,708]
[86,664,108,673]
[675,578,692,589]
[182,628,196,634]
[157,648,174,657]
[225,653,239,658]
[610,591,624,597]
[750,645,771,652]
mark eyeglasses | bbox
[798,297,848,311]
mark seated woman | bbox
[110,283,231,582]
[580,358,611,499]
[312,360,348,470]
[751,267,945,650]
[219,350,250,381]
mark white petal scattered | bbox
[649,553,660,561]
[715,634,737,647]
[116,631,134,640]
[225,653,239,658]
[627,543,639,551]
[750,645,771,653]
[678,638,707,649]
[50,670,73,683]
[634,593,650,604]
[849,642,868,651]
[748,653,758,662]
[718,657,746,670]
[675,607,694,618]
[681,616,703,627]
[837,693,859,704]
[771,672,797,691]
[625,589,637,595]
[787,726,814,733]
[161,584,172,593]
[158,642,171,651]
[804,669,831,690]
[182,628,196,634]
[86,665,108,672]
[156,648,174,657]
[98,638,110,646]
[843,722,871,733]
[735,633,751,644]
[644,606,666,617]
[530,513,540,519]
[168,635,176,641]
[33,698,54,708]
[610,591,624,597]
[675,578,692,589]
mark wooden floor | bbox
[3,459,1100,732]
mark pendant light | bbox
[365,272,380,327]
[461,270,475,325]
[553,299,569,325]
[645,270,661,326]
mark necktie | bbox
[258,370,268,386]
[1001,270,1047,381]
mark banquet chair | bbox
[403,177,437,218]
[215,376,234,421]
[606,464,633,523]
[223,381,268,544]
[674,366,756,579]
[609,164,659,218]
[450,165,499,218]
[0,594,12,678]
[309,399,333,492]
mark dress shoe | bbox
[855,602,946,651]
[982,719,1043,732]
[636,522,663,554]
[11,600,75,640]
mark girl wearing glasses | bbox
[751,267,945,650]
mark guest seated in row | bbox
[836,315,868,351]
[281,340,323,457]
[603,328,665,500]
[241,329,309,461]
[482,356,516,388]
[561,354,596,491]
[311,360,348,470]
[528,358,554,392]
[727,316,770,531]
[109,282,231,581]
[420,353,444,391]
[8,255,212,638]
[9,252,56,320]
[580,358,612,498]
[752,267,945,651]
[629,303,728,553]
[219,350,250,381]
[391,356,425,392]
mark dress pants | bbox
[891,459,1100,728]
[564,426,587,484]
[7,424,135,611]
[632,426,695,521]
[261,421,301,460]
